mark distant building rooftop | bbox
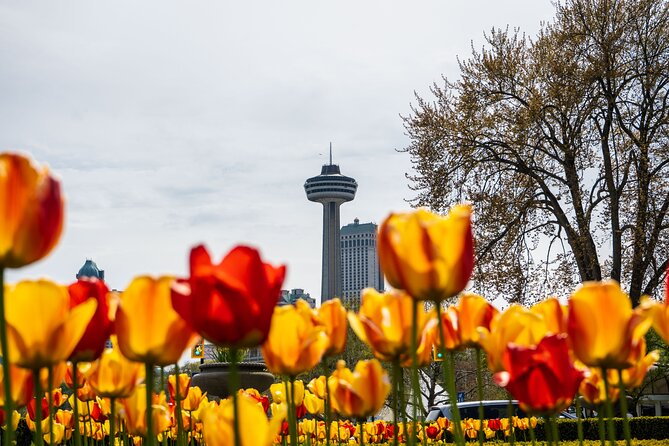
[341,218,377,235]
[76,259,105,280]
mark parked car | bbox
[426,400,577,421]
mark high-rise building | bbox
[340,218,384,309]
[304,150,357,303]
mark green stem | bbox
[447,353,464,445]
[475,348,484,446]
[0,268,13,446]
[434,304,463,446]
[392,358,402,446]
[160,368,165,401]
[391,360,400,446]
[359,419,364,446]
[410,300,420,446]
[174,364,185,446]
[145,363,155,446]
[109,397,115,446]
[551,415,560,446]
[33,369,44,446]
[528,418,536,446]
[597,404,606,446]
[506,397,515,446]
[85,403,92,446]
[284,378,297,446]
[325,372,331,446]
[617,368,631,446]
[230,348,242,446]
[72,362,82,446]
[601,368,616,446]
[47,366,54,446]
[398,368,408,443]
[576,395,583,446]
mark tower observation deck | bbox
[305,152,357,302]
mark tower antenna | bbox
[329,142,332,165]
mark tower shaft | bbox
[321,201,342,300]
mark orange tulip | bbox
[348,288,435,362]
[261,300,329,376]
[0,364,33,408]
[622,348,660,389]
[201,393,285,446]
[435,293,497,351]
[5,280,96,369]
[641,267,669,344]
[579,367,619,405]
[168,373,191,402]
[318,298,348,356]
[115,276,198,366]
[530,298,567,336]
[568,280,651,369]
[0,152,64,269]
[330,359,391,419]
[378,205,474,301]
[480,305,549,373]
[87,340,144,399]
[119,385,171,437]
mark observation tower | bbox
[304,146,357,302]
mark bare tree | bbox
[402,0,669,305]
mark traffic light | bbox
[433,346,444,362]
[191,338,205,359]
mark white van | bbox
[425,400,576,421]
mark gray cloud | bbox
[1,0,555,297]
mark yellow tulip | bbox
[318,298,348,356]
[182,386,207,412]
[270,380,304,405]
[307,375,326,399]
[43,420,66,445]
[0,152,64,269]
[201,393,285,446]
[331,359,391,418]
[5,280,96,369]
[115,276,198,366]
[261,300,329,376]
[378,205,474,301]
[348,288,435,362]
[119,385,171,436]
[568,280,651,368]
[87,339,144,398]
[480,305,550,372]
[303,390,324,415]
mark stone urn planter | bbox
[191,362,274,399]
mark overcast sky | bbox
[1,1,555,302]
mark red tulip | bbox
[171,244,286,347]
[68,278,113,362]
[494,334,584,415]
[426,425,440,439]
[27,397,49,422]
[488,418,502,431]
